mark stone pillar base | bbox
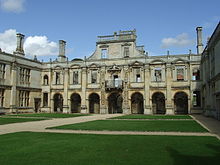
[100,108,107,114]
[123,108,130,114]
[166,105,174,115]
[80,105,87,114]
[144,108,152,115]
[62,106,69,113]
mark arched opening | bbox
[43,75,49,85]
[131,92,144,114]
[53,93,63,112]
[108,92,123,114]
[89,93,100,114]
[70,93,81,113]
[174,92,188,114]
[152,92,166,114]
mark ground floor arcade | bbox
[40,89,199,115]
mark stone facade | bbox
[201,22,220,120]
[0,28,204,115]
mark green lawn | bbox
[49,120,208,132]
[112,114,192,119]
[0,117,46,125]
[0,132,219,165]
[7,113,89,118]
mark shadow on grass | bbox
[166,144,220,165]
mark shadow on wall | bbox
[166,144,220,165]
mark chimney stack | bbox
[15,33,25,55]
[196,27,203,54]
[59,40,66,57]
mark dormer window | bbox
[124,47,129,57]
[101,49,108,58]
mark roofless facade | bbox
[0,27,206,115]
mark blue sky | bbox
[0,0,219,61]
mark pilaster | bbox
[10,62,17,113]
[144,64,152,114]
[81,67,87,113]
[166,64,174,115]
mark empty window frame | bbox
[192,69,200,80]
[43,93,48,107]
[155,68,162,82]
[91,70,97,84]
[73,71,79,84]
[55,72,61,84]
[124,47,129,57]
[193,91,201,107]
[176,67,184,81]
[101,49,108,58]
[43,75,49,85]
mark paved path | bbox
[0,114,123,135]
[0,114,219,139]
[192,114,220,139]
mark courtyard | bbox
[0,113,220,165]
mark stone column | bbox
[144,64,152,114]
[62,68,69,113]
[166,64,174,114]
[81,67,87,113]
[10,62,17,113]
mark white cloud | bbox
[0,0,25,13]
[24,36,58,57]
[0,29,59,57]
[0,29,17,53]
[161,33,194,48]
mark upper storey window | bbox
[55,72,61,85]
[19,67,30,84]
[43,75,49,85]
[101,49,108,58]
[155,68,162,82]
[124,47,129,57]
[0,63,6,79]
[73,71,79,84]
[176,67,184,81]
[91,70,97,84]
[134,68,141,82]
[192,69,200,80]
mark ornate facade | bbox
[0,28,205,115]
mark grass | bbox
[0,132,219,165]
[0,117,46,125]
[49,120,208,132]
[6,113,89,118]
[111,114,192,119]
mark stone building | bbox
[0,28,204,115]
[201,22,220,120]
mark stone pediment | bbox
[150,59,166,64]
[88,63,100,68]
[130,61,144,67]
[107,64,121,72]
[172,58,188,64]
[70,64,81,69]
[53,65,63,70]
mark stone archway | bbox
[131,92,144,114]
[70,93,81,113]
[53,93,63,112]
[174,92,188,114]
[108,93,123,114]
[89,93,100,114]
[152,92,166,114]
